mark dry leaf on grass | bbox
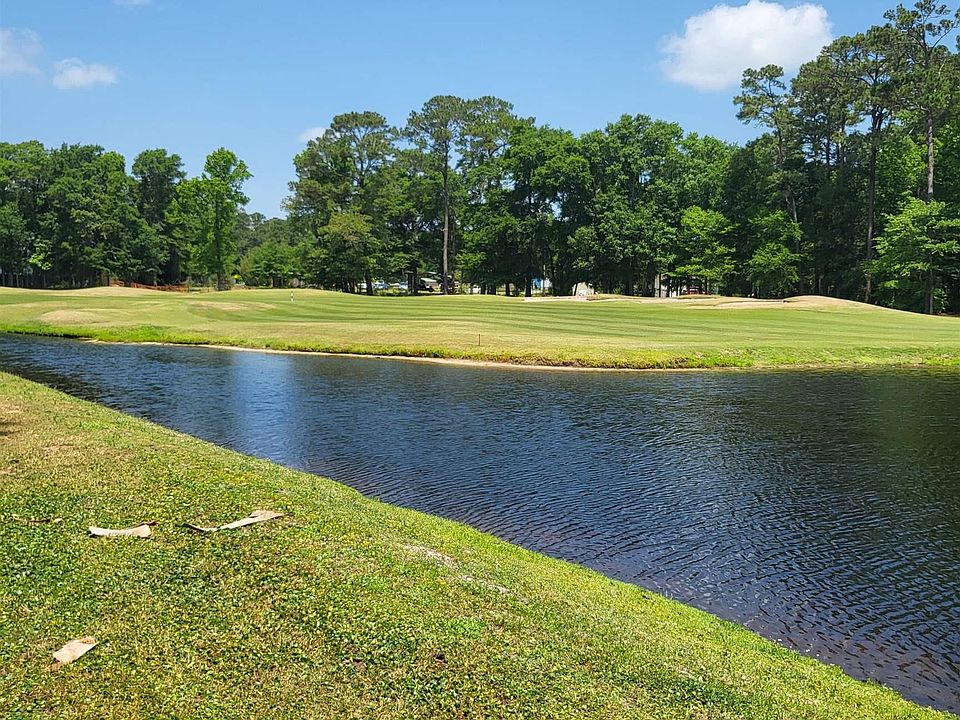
[48,636,97,670]
[88,523,154,538]
[184,510,283,533]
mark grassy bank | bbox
[0,372,951,718]
[1,286,959,369]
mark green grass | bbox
[1,286,959,369]
[0,373,952,719]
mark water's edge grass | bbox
[0,372,953,718]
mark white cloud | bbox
[52,58,118,89]
[660,1,832,92]
[0,27,42,78]
[298,126,329,143]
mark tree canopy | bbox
[2,1,960,311]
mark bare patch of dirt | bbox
[188,302,252,312]
[784,295,887,310]
[524,294,890,311]
[458,574,509,595]
[188,301,274,312]
[69,287,155,297]
[401,543,456,569]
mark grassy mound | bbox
[0,373,950,718]
[1,287,959,369]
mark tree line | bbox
[2,1,959,313]
[0,143,250,291]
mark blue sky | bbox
[2,0,895,216]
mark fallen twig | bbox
[88,522,155,538]
[12,515,64,525]
[184,510,283,533]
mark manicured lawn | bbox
[1,286,959,368]
[0,372,951,718]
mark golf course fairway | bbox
[1,286,959,369]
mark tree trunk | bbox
[865,129,879,304]
[926,110,935,202]
[214,213,227,291]
[441,157,450,295]
[949,277,960,315]
[364,270,373,296]
[789,194,803,295]
[164,247,177,285]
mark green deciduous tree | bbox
[0,141,47,285]
[132,148,185,283]
[169,148,251,290]
[747,242,802,299]
[675,206,735,293]
[875,196,960,312]
[746,211,803,298]
[289,111,396,294]
[0,202,29,285]
[310,211,381,292]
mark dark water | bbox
[2,335,958,713]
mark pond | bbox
[1,335,958,712]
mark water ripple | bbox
[1,335,958,713]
